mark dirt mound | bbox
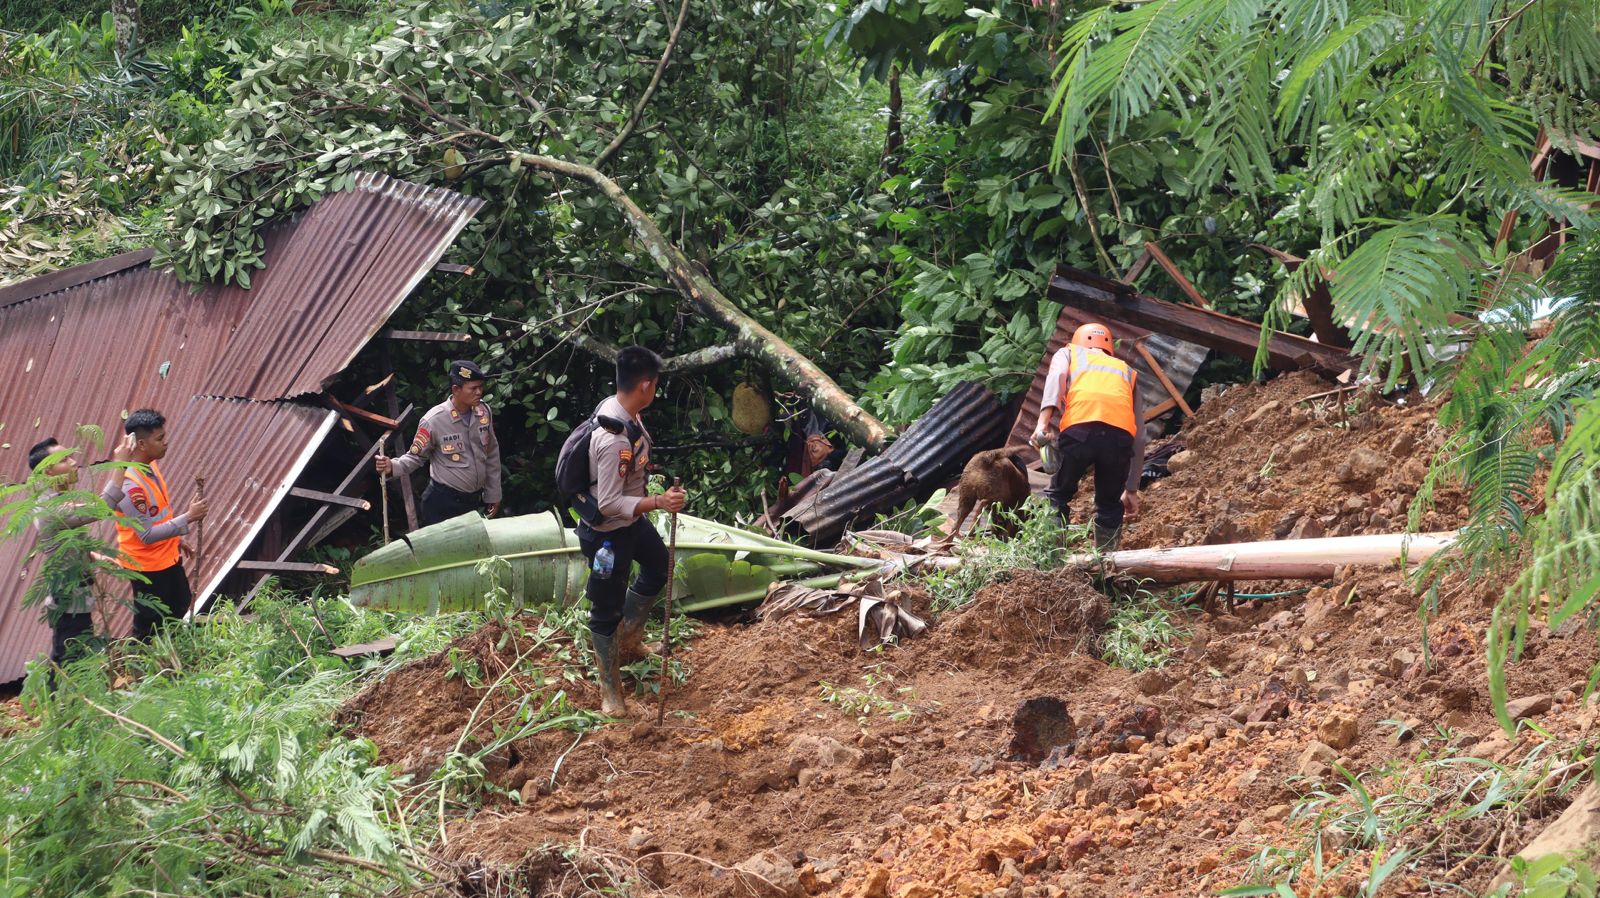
[943,569,1108,654]
[1107,371,1468,549]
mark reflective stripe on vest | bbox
[1060,346,1138,438]
[116,462,181,572]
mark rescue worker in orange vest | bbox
[1032,323,1146,551]
[114,409,208,638]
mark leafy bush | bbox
[922,497,1089,612]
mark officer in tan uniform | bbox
[579,346,687,717]
[376,359,503,526]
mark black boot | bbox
[590,629,628,717]
[616,588,656,665]
[1094,523,1121,553]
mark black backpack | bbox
[555,413,639,526]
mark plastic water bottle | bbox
[593,540,615,579]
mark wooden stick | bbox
[192,476,206,617]
[1145,241,1213,309]
[656,478,681,727]
[1134,341,1195,417]
[381,471,391,544]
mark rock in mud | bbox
[1297,741,1337,778]
[1507,693,1553,720]
[735,850,803,898]
[1316,712,1359,749]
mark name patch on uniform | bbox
[411,427,431,454]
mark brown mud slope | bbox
[347,372,1597,897]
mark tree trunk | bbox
[1066,531,1457,585]
[111,0,141,57]
[569,332,738,374]
[881,66,903,179]
[515,152,894,450]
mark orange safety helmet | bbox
[1070,322,1115,353]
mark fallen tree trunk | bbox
[512,151,894,451]
[1065,531,1457,585]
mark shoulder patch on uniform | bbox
[128,486,150,516]
[618,446,633,478]
[411,426,431,454]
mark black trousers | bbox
[1045,422,1134,532]
[132,562,193,640]
[577,517,670,637]
[420,482,484,527]
[50,611,95,667]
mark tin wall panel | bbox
[0,173,483,682]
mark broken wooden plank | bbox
[1067,531,1457,585]
[1144,397,1178,421]
[1134,341,1194,418]
[433,263,476,276]
[236,560,341,575]
[330,637,397,659]
[1120,248,1153,285]
[378,328,472,343]
[289,487,372,511]
[1249,244,1356,349]
[1048,265,1352,374]
[325,395,402,431]
[1144,241,1212,309]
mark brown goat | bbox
[950,445,1031,537]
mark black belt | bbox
[427,482,484,503]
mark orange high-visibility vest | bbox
[1059,346,1138,438]
[116,462,181,572]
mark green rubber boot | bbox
[1094,523,1122,553]
[590,629,628,718]
[616,588,656,665]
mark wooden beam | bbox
[382,342,419,532]
[361,372,396,398]
[1249,243,1354,349]
[1134,341,1195,417]
[1049,265,1352,375]
[378,328,472,343]
[1144,241,1212,309]
[1144,397,1178,421]
[289,487,371,511]
[324,395,401,431]
[1120,248,1153,286]
[241,406,413,607]
[433,263,476,276]
[235,560,341,575]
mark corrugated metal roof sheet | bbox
[0,173,484,682]
[784,382,1010,544]
[1005,305,1210,463]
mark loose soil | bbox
[345,372,1599,897]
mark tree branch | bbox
[592,0,692,169]
[508,151,894,450]
[568,332,740,373]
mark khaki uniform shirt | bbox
[587,396,651,532]
[390,399,503,503]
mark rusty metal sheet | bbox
[784,382,1009,544]
[0,173,483,683]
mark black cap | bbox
[448,359,487,385]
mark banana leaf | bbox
[348,511,879,614]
